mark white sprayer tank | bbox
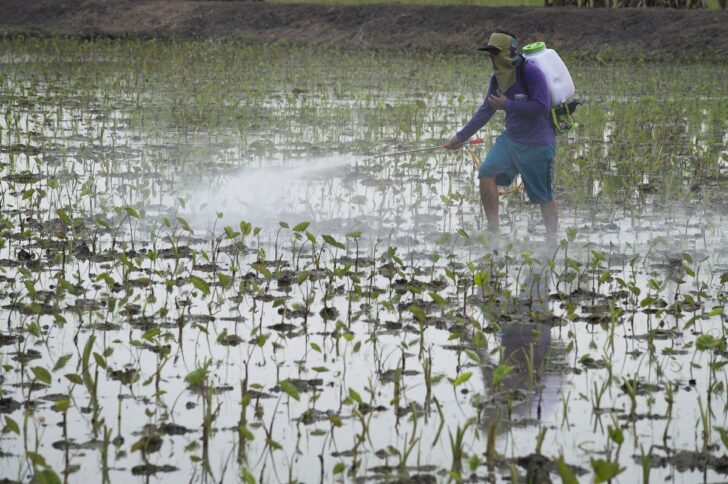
[522,42,574,105]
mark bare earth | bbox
[1,0,727,58]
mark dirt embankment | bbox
[1,0,727,59]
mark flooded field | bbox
[0,39,727,483]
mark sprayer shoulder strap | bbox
[517,61,530,99]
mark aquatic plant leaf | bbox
[566,227,577,242]
[65,373,83,385]
[24,279,37,295]
[223,226,240,239]
[447,471,462,481]
[56,209,72,225]
[333,462,346,474]
[34,469,62,484]
[409,305,426,323]
[708,307,724,317]
[31,366,52,385]
[608,425,624,445]
[715,427,728,451]
[241,469,255,484]
[93,353,107,370]
[189,275,210,296]
[590,458,625,483]
[310,342,322,353]
[26,450,47,467]
[322,234,345,250]
[492,364,514,387]
[292,222,310,232]
[130,438,146,453]
[250,263,272,279]
[452,371,472,387]
[465,350,481,364]
[348,388,362,405]
[695,334,721,351]
[473,331,487,349]
[266,438,282,450]
[217,273,233,289]
[279,380,300,401]
[554,455,578,484]
[720,272,728,285]
[96,217,110,229]
[142,328,161,342]
[640,296,657,307]
[27,321,41,338]
[184,367,208,387]
[52,354,73,372]
[82,336,95,372]
[296,271,310,284]
[599,271,612,284]
[3,416,20,435]
[345,231,361,239]
[177,217,193,233]
[52,399,70,413]
[124,206,140,218]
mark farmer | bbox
[444,30,558,237]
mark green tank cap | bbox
[523,42,546,55]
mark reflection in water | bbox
[477,247,563,451]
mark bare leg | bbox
[479,176,500,233]
[540,200,559,235]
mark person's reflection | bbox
[478,250,563,424]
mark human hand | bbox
[442,135,462,150]
[488,90,508,110]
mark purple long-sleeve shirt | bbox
[456,62,555,146]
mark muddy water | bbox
[1,40,727,483]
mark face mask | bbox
[484,32,520,92]
[491,50,516,93]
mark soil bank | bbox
[1,0,727,59]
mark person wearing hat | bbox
[444,31,558,238]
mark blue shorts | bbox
[478,134,556,204]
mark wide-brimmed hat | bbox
[477,31,516,53]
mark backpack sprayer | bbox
[522,41,579,134]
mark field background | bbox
[0,2,727,484]
[268,0,723,8]
[1,0,727,61]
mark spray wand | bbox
[372,137,522,195]
[373,138,484,158]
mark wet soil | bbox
[1,0,727,59]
